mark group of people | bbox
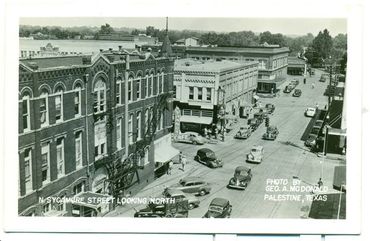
[167,151,187,175]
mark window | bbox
[154,73,159,95]
[116,77,122,105]
[94,117,107,159]
[156,110,164,131]
[145,109,149,136]
[22,94,31,131]
[93,79,106,113]
[142,75,147,98]
[149,108,154,134]
[149,73,153,96]
[75,131,82,169]
[56,195,66,212]
[56,137,65,178]
[143,147,149,166]
[173,85,177,99]
[136,76,141,100]
[74,85,81,116]
[24,148,32,193]
[145,74,149,97]
[189,87,194,100]
[160,72,164,93]
[40,90,49,127]
[128,77,133,102]
[128,114,133,144]
[136,111,142,140]
[116,117,122,149]
[55,87,63,122]
[206,88,211,101]
[198,87,203,100]
[73,182,85,195]
[41,142,50,185]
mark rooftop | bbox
[20,55,91,70]
[175,59,257,73]
[186,45,290,54]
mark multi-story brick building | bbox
[173,59,258,133]
[18,46,177,216]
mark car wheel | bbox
[199,190,206,196]
[188,203,195,210]
[165,213,174,218]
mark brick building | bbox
[18,47,177,216]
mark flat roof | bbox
[20,55,90,70]
[175,59,257,73]
[186,46,290,54]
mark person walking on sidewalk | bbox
[167,160,173,175]
[181,154,187,172]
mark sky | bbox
[20,17,347,36]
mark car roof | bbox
[198,148,214,153]
[307,107,316,110]
[252,145,263,150]
[210,198,229,207]
[235,166,251,172]
[180,176,203,183]
[165,189,185,196]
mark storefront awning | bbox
[180,116,213,125]
[155,145,179,163]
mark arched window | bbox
[160,71,165,93]
[143,74,148,98]
[40,90,49,127]
[22,93,31,131]
[136,75,141,100]
[136,111,142,140]
[149,73,153,97]
[74,84,82,116]
[116,77,122,105]
[55,87,63,122]
[93,78,106,114]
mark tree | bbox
[312,29,333,59]
[99,23,114,34]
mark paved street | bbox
[107,69,343,218]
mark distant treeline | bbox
[19,24,347,68]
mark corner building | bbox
[18,49,176,216]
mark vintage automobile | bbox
[292,89,302,97]
[165,177,212,196]
[265,103,275,114]
[173,131,205,145]
[248,118,262,131]
[194,148,223,168]
[320,73,329,82]
[304,133,318,147]
[246,145,264,163]
[310,126,322,136]
[291,79,299,86]
[314,120,324,128]
[305,107,316,117]
[162,189,200,210]
[203,198,232,218]
[283,85,293,93]
[228,166,253,190]
[134,199,189,218]
[234,125,253,139]
[262,126,279,140]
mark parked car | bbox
[203,198,232,218]
[162,189,200,210]
[246,145,264,163]
[292,89,302,97]
[314,120,324,128]
[305,107,316,117]
[194,148,223,168]
[262,126,279,140]
[320,73,329,82]
[173,132,205,145]
[248,118,261,131]
[291,79,299,86]
[228,166,253,190]
[134,199,189,218]
[305,133,318,147]
[165,177,211,196]
[234,125,253,139]
[265,103,275,114]
[310,126,321,136]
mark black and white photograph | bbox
[17,16,348,219]
[1,0,365,236]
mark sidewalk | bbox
[105,157,201,217]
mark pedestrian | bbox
[303,78,306,84]
[317,178,323,188]
[167,160,173,175]
[315,103,319,109]
[311,83,315,89]
[179,151,183,164]
[203,127,208,138]
[181,154,187,172]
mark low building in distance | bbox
[287,56,307,75]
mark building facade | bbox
[18,48,176,216]
[173,59,258,133]
[287,56,307,75]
